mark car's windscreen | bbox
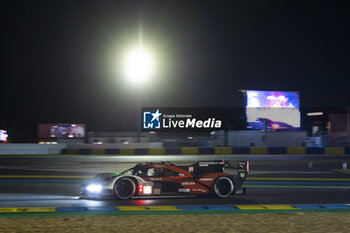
[119,167,146,176]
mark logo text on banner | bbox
[142,108,225,132]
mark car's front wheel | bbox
[114,178,136,200]
[213,176,234,198]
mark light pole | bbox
[121,45,156,142]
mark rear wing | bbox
[224,161,249,194]
[225,160,249,172]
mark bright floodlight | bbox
[122,47,155,85]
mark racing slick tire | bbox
[114,178,136,200]
[213,176,234,198]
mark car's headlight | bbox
[86,184,102,193]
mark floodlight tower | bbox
[121,45,156,142]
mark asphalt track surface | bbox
[0,154,350,208]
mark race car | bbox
[80,160,249,199]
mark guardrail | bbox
[61,147,349,155]
[0,143,66,155]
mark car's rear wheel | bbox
[213,177,234,198]
[114,178,136,200]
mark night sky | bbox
[3,1,349,140]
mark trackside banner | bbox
[142,108,244,132]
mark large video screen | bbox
[246,90,300,130]
[50,124,85,138]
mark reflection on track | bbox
[1,186,350,207]
[0,193,78,201]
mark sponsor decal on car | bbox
[150,178,162,181]
[192,188,206,192]
[199,161,224,167]
[181,182,195,186]
[199,178,213,181]
[178,188,190,192]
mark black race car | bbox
[81,160,249,199]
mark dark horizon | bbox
[3,1,349,140]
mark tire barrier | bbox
[62,147,350,155]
